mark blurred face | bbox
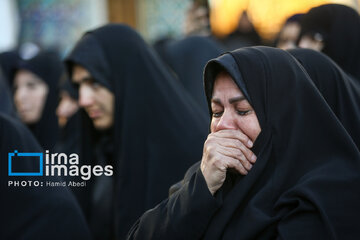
[298,34,324,51]
[210,72,261,142]
[276,22,300,50]
[56,91,79,127]
[72,64,114,130]
[14,70,49,124]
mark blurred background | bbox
[1,0,359,57]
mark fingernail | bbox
[247,140,253,148]
[251,154,257,162]
[248,164,252,170]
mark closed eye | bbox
[212,112,223,118]
[237,110,251,116]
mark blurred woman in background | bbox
[13,51,62,150]
[298,4,360,81]
[274,13,303,50]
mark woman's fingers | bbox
[201,130,257,195]
[223,155,248,175]
[217,146,253,171]
[215,136,257,164]
[212,129,253,148]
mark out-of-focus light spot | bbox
[210,0,359,40]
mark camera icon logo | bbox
[8,150,43,176]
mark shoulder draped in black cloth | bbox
[0,72,16,116]
[288,48,360,150]
[0,113,91,239]
[65,24,208,239]
[158,36,223,115]
[127,46,360,240]
[0,50,20,84]
[299,4,360,81]
[14,51,62,151]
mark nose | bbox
[214,110,237,132]
[78,84,95,108]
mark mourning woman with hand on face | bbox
[128,47,360,239]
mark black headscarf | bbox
[288,48,360,150]
[65,24,208,239]
[0,50,20,83]
[299,4,360,80]
[201,47,360,239]
[158,36,223,115]
[61,76,79,100]
[54,76,80,155]
[0,113,91,239]
[14,51,62,151]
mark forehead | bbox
[212,72,243,97]
[282,23,300,36]
[72,64,92,83]
[15,70,42,83]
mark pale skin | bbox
[201,72,261,195]
[276,22,301,50]
[298,35,324,51]
[14,70,49,124]
[72,64,114,130]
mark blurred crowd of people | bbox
[1,2,360,240]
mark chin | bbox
[22,116,38,125]
[93,120,112,130]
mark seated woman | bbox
[127,47,360,239]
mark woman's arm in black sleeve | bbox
[127,168,222,240]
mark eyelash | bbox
[92,82,101,89]
[27,82,37,89]
[212,112,222,118]
[212,110,251,118]
[237,110,251,116]
[72,82,100,90]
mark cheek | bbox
[14,90,21,105]
[102,91,115,115]
[240,115,261,141]
[210,117,218,133]
[32,88,48,112]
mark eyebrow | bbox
[212,96,246,105]
[73,76,94,84]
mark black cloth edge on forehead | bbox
[204,53,251,115]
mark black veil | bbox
[289,48,360,150]
[0,113,91,239]
[66,24,209,239]
[158,36,223,113]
